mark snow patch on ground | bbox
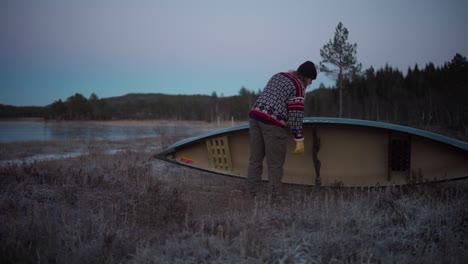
[0,148,144,166]
[0,152,83,166]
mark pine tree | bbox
[320,22,361,117]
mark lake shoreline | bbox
[0,117,247,127]
[0,119,242,144]
[0,136,163,161]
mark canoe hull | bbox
[156,118,468,187]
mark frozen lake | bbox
[0,120,211,143]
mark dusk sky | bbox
[1,0,467,106]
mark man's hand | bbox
[293,141,304,155]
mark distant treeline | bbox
[46,91,258,122]
[1,54,467,131]
[308,53,468,130]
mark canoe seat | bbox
[388,133,411,181]
[206,136,233,171]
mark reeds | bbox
[1,138,467,263]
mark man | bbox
[246,61,317,198]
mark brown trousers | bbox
[246,119,288,196]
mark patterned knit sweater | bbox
[249,72,305,141]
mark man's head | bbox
[297,61,317,81]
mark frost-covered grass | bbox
[1,138,467,263]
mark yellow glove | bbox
[293,141,304,155]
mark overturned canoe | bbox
[155,118,468,187]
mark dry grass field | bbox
[1,136,467,263]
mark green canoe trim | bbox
[157,118,468,157]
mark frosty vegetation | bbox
[1,137,467,263]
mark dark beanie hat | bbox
[297,61,317,80]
